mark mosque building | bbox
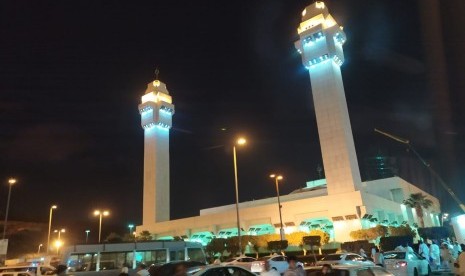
[136,1,441,244]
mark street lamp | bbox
[37,244,43,254]
[2,178,17,240]
[85,230,90,243]
[47,205,57,254]
[128,224,134,240]
[441,213,449,226]
[270,174,285,241]
[54,240,62,254]
[233,137,246,255]
[94,210,109,243]
[54,228,65,240]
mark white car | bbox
[316,253,375,266]
[251,255,289,274]
[222,256,257,271]
[383,251,431,276]
[193,265,255,275]
[306,265,394,276]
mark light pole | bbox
[2,178,17,240]
[85,230,90,243]
[128,224,134,240]
[441,213,449,226]
[47,205,57,254]
[54,228,65,240]
[233,137,246,255]
[270,174,284,241]
[94,210,109,243]
[54,240,62,255]
[37,244,43,254]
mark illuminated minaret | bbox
[295,2,362,195]
[138,75,174,223]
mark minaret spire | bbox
[155,68,160,80]
[138,74,175,224]
[295,1,361,195]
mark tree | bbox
[226,237,240,257]
[105,232,123,243]
[122,233,135,242]
[137,230,152,241]
[205,238,227,258]
[287,231,308,247]
[403,193,433,228]
[350,225,388,241]
[389,224,417,237]
[308,229,330,245]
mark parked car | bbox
[192,265,255,275]
[316,253,375,266]
[251,255,289,274]
[221,256,256,271]
[297,254,325,267]
[383,251,431,276]
[0,265,56,276]
[148,261,206,276]
[305,265,394,276]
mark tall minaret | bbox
[138,75,174,224]
[295,2,362,195]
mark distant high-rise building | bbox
[294,1,362,195]
[138,78,175,224]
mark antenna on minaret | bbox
[155,68,160,80]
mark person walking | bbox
[119,267,130,276]
[283,256,305,276]
[455,244,465,276]
[261,260,280,276]
[441,242,455,270]
[373,247,384,267]
[418,239,430,260]
[321,264,333,275]
[136,263,150,276]
[430,240,441,270]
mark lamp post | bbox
[94,210,109,243]
[2,178,17,240]
[46,205,57,254]
[37,244,43,254]
[233,137,246,255]
[441,213,449,226]
[54,240,62,255]
[54,228,65,240]
[270,174,285,241]
[85,230,90,243]
[128,224,134,241]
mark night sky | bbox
[1,0,464,243]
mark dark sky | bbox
[1,0,464,243]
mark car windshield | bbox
[257,257,271,261]
[321,254,343,260]
[384,252,406,259]
[225,258,237,262]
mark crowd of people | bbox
[359,237,465,274]
[113,237,465,276]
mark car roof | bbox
[196,264,250,272]
[307,265,383,269]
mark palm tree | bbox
[403,193,433,228]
